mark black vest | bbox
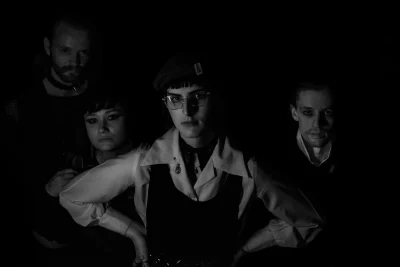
[146,164,243,261]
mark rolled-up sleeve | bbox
[60,151,140,236]
[242,159,323,252]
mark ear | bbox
[290,104,299,121]
[44,37,51,56]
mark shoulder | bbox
[120,142,153,170]
[4,97,19,122]
[3,89,33,124]
[136,142,153,158]
[121,142,152,161]
[249,153,300,195]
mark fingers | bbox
[140,253,150,267]
[61,173,76,180]
[135,246,149,263]
[132,258,149,267]
[230,249,245,267]
[59,169,78,175]
[133,241,149,267]
[46,170,77,197]
[134,246,141,262]
[132,259,149,267]
[53,169,77,181]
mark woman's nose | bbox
[99,121,110,134]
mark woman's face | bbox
[84,103,128,152]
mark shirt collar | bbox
[140,128,179,166]
[296,129,332,166]
[141,127,251,179]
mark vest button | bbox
[175,164,181,174]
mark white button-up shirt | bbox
[60,128,323,252]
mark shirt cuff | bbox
[98,207,134,236]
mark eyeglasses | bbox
[162,91,211,110]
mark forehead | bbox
[53,22,90,47]
[297,89,333,109]
[84,103,124,116]
[166,84,204,95]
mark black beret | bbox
[153,51,218,92]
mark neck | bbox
[50,68,73,86]
[43,69,87,97]
[96,150,117,164]
[95,141,132,164]
[303,137,332,164]
[181,131,216,149]
[304,142,321,163]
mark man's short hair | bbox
[44,10,98,41]
[289,79,337,108]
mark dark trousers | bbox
[237,247,335,267]
[31,230,134,267]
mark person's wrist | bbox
[44,184,57,197]
[124,221,134,238]
[125,223,145,243]
[237,247,247,257]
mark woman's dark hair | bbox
[83,92,127,116]
[80,85,134,147]
[159,94,174,131]
[164,75,208,91]
[82,81,161,146]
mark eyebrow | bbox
[166,89,206,96]
[85,108,123,116]
[105,108,123,113]
[300,106,333,111]
[57,44,72,48]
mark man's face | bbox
[291,88,335,148]
[45,22,90,84]
[84,104,128,152]
[166,85,213,140]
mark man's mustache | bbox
[60,65,84,73]
[306,129,327,135]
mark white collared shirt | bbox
[296,130,332,167]
[60,128,322,252]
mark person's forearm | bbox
[59,152,136,227]
[99,206,146,237]
[248,160,324,252]
[60,193,146,242]
[241,219,322,252]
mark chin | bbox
[96,144,116,152]
[306,138,328,148]
[179,126,204,139]
[60,72,82,83]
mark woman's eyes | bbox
[85,114,122,124]
[85,118,97,124]
[107,114,121,121]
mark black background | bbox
[3,8,378,265]
[6,9,355,152]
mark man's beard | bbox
[304,129,331,148]
[51,62,85,85]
